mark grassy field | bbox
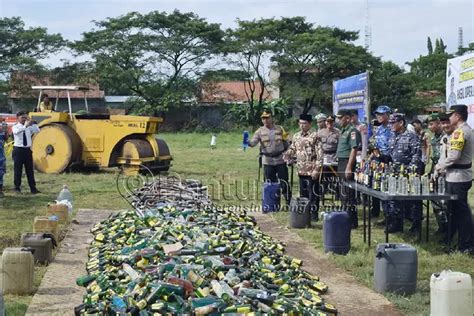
[1,163,129,314]
[1,131,473,315]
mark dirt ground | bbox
[253,213,401,316]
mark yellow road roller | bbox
[29,86,172,174]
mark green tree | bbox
[200,69,250,82]
[407,37,452,93]
[0,17,64,74]
[404,36,452,112]
[370,61,417,113]
[427,37,433,55]
[272,23,380,114]
[73,10,224,113]
[223,18,289,125]
[457,42,474,56]
[0,17,64,100]
[50,61,99,86]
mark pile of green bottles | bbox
[76,190,338,315]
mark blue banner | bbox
[333,72,369,121]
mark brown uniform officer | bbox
[249,111,291,205]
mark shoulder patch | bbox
[453,131,460,139]
[450,129,465,151]
[351,131,356,140]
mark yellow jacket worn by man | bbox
[38,94,53,112]
[249,111,291,204]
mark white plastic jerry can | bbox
[430,270,472,316]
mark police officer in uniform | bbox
[249,111,291,205]
[426,113,449,236]
[436,105,474,254]
[318,115,340,165]
[315,113,327,131]
[284,114,323,219]
[317,114,340,200]
[336,109,361,228]
[378,113,422,233]
[371,105,393,219]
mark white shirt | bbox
[12,122,40,148]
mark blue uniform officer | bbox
[370,105,393,218]
[379,113,423,233]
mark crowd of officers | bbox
[249,104,474,255]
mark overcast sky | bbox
[1,0,473,69]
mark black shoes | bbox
[349,210,358,229]
[375,218,386,227]
[384,218,403,233]
[30,189,41,194]
[434,226,448,236]
[407,221,421,234]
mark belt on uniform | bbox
[447,163,472,170]
[261,151,284,158]
[323,150,337,154]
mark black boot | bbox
[408,220,421,234]
[375,218,386,227]
[370,198,380,218]
[0,185,3,198]
[434,223,448,236]
[385,216,403,233]
[349,209,358,229]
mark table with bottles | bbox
[347,161,458,246]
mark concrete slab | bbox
[26,209,117,316]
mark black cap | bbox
[446,104,468,116]
[16,110,27,117]
[326,115,336,121]
[350,109,359,116]
[389,113,406,124]
[299,113,313,122]
[439,113,450,122]
[336,109,352,117]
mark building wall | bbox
[160,104,234,131]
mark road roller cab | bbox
[30,86,172,174]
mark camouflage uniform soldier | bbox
[249,111,291,205]
[284,114,323,219]
[379,113,422,233]
[436,105,474,254]
[426,113,448,236]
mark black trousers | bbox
[299,175,319,213]
[264,164,291,203]
[447,181,473,251]
[12,147,36,191]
